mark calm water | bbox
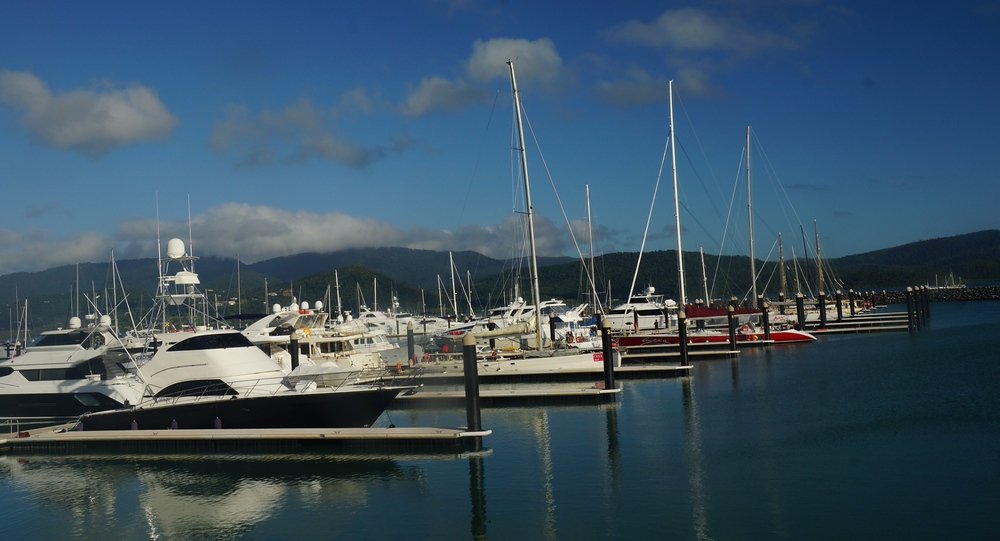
[2,302,998,540]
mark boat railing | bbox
[141,367,417,408]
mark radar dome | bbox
[166,238,186,259]
[98,315,112,330]
[68,316,82,329]
[272,303,281,314]
[300,301,309,310]
[315,301,324,310]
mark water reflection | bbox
[1,454,421,539]
[468,455,487,540]
[682,377,712,541]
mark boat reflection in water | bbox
[0,454,424,539]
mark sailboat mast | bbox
[586,183,598,314]
[669,80,687,306]
[466,269,474,316]
[814,219,824,294]
[778,233,788,298]
[334,270,342,316]
[449,252,459,316]
[746,126,758,301]
[508,59,544,346]
[700,247,709,305]
[236,252,242,318]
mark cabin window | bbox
[155,379,237,398]
[73,394,102,407]
[0,367,12,377]
[168,333,254,352]
[30,331,90,347]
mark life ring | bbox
[489,349,498,360]
[395,362,403,374]
[422,352,431,362]
[739,324,750,334]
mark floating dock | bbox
[397,384,621,408]
[0,424,491,455]
[413,362,691,384]
[805,311,912,334]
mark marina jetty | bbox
[870,285,1000,303]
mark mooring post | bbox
[462,332,482,435]
[694,299,705,331]
[905,286,915,332]
[677,309,689,365]
[778,291,786,315]
[600,318,615,390]
[817,291,827,328]
[923,285,932,319]
[834,290,843,321]
[848,289,856,317]
[289,333,300,371]
[795,293,806,330]
[487,321,497,352]
[549,317,557,344]
[758,296,771,343]
[727,304,738,355]
[406,321,415,366]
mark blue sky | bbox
[1,1,998,275]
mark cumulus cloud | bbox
[0,228,115,275]
[604,8,795,54]
[0,69,177,156]
[399,37,568,117]
[399,76,489,117]
[211,96,406,168]
[0,201,613,275]
[598,8,806,105]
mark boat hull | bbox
[77,387,408,431]
[616,329,816,347]
[0,392,127,427]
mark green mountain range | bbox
[3,230,997,332]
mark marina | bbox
[0,300,996,540]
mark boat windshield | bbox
[168,332,255,352]
[30,331,91,348]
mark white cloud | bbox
[211,98,404,168]
[0,204,587,275]
[605,8,794,54]
[465,38,564,86]
[0,69,178,156]
[399,76,488,117]
[399,37,568,117]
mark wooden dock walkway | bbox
[0,424,491,454]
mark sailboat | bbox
[615,99,815,350]
[416,59,616,376]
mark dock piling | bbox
[406,321,415,366]
[818,291,828,329]
[758,296,771,343]
[727,305,738,355]
[289,334,300,371]
[795,294,806,331]
[462,333,483,445]
[835,290,844,321]
[601,318,615,390]
[677,309,689,365]
[905,287,915,332]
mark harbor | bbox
[1,300,996,540]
